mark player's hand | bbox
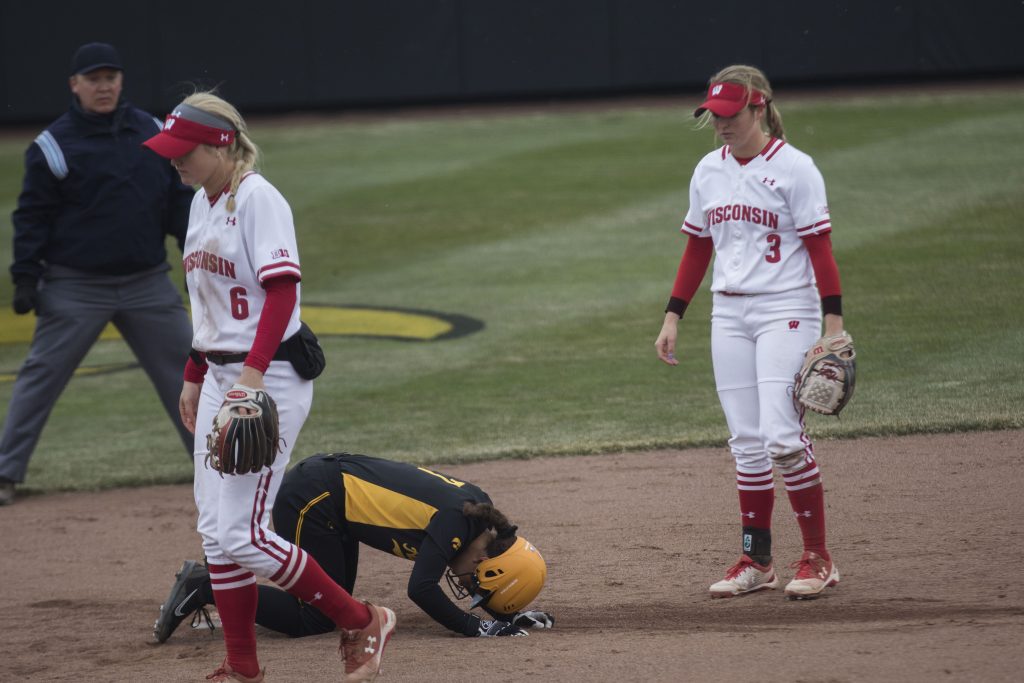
[179,381,202,434]
[511,610,554,629]
[235,366,266,414]
[823,313,845,338]
[655,313,681,366]
[478,619,528,637]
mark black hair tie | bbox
[497,525,518,539]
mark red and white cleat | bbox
[784,550,840,599]
[709,554,779,598]
[340,602,397,683]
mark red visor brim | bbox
[142,132,201,159]
[693,98,746,118]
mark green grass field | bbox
[1,86,1022,494]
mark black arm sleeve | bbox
[407,535,481,636]
[10,144,61,282]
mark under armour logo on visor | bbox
[220,133,230,142]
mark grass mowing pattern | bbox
[0,89,1021,493]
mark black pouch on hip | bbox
[284,321,326,380]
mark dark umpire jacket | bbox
[10,97,194,284]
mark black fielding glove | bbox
[13,277,39,315]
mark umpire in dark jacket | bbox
[0,43,195,505]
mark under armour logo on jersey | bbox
[762,177,776,186]
[712,84,723,96]
[310,592,323,603]
[789,321,800,330]
[225,216,237,226]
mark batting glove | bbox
[511,610,554,629]
[478,619,528,637]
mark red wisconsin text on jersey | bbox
[183,249,237,279]
[705,203,780,229]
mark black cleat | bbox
[153,559,213,643]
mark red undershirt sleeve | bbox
[184,352,208,383]
[801,232,843,315]
[244,275,299,374]
[666,235,714,316]
[801,232,842,297]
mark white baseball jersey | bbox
[183,173,302,352]
[681,138,831,295]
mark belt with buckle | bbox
[205,347,289,365]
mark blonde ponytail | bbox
[764,101,785,140]
[180,91,261,212]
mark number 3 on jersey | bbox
[229,286,249,320]
[765,233,781,263]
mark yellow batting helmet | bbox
[469,536,547,615]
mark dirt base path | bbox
[1,430,1021,682]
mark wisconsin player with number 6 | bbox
[143,94,395,682]
[654,65,849,600]
[153,453,551,643]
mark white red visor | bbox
[143,103,236,158]
[693,82,767,118]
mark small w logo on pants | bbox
[788,321,800,330]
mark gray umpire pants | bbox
[0,263,194,483]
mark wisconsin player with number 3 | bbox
[143,94,395,683]
[654,65,848,600]
[153,453,551,641]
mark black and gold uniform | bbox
[267,453,493,636]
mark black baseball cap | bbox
[70,42,123,75]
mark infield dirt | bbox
[1,430,1021,682]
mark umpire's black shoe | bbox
[153,559,213,643]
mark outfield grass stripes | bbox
[0,90,1021,493]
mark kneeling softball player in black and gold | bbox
[154,453,551,642]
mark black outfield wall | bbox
[1,0,1021,123]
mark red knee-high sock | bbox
[271,547,371,630]
[737,467,775,530]
[782,457,829,558]
[208,563,261,678]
